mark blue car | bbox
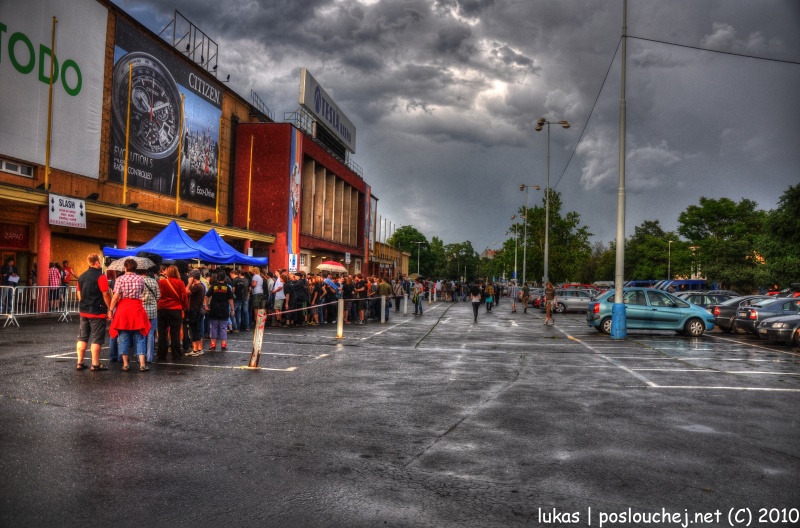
[586,288,715,337]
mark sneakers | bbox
[186,350,204,357]
[221,344,227,351]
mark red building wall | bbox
[234,122,368,271]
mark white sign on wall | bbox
[299,67,357,154]
[48,193,86,228]
[0,0,107,179]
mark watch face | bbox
[112,52,182,159]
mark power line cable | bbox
[551,37,621,191]
[630,35,800,66]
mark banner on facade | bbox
[0,0,106,179]
[109,18,222,206]
[287,128,302,256]
[298,68,357,154]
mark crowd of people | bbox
[72,251,543,372]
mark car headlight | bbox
[772,322,787,328]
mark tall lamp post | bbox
[667,240,673,280]
[412,241,423,275]
[535,117,570,285]
[519,184,540,286]
[506,214,519,281]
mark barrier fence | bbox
[1,285,78,327]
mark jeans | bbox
[116,329,146,357]
[145,317,157,362]
[472,302,480,320]
[109,336,118,362]
[414,297,423,314]
[233,300,244,330]
[241,299,250,330]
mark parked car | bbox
[586,288,715,336]
[676,291,739,309]
[767,283,800,297]
[757,314,800,346]
[547,288,594,313]
[733,298,800,336]
[708,295,773,333]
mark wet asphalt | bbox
[1,299,798,528]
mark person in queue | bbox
[157,265,187,362]
[185,269,206,356]
[139,263,160,364]
[107,258,151,372]
[75,253,112,371]
[205,271,234,350]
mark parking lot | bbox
[2,302,798,527]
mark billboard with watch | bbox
[110,18,221,206]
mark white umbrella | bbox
[107,256,155,272]
[317,260,347,273]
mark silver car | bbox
[550,288,594,313]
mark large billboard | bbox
[110,18,221,206]
[0,0,106,179]
[299,68,357,154]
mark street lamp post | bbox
[668,240,673,280]
[506,215,519,281]
[519,184,540,286]
[535,118,570,285]
[412,241,423,275]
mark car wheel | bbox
[792,328,800,348]
[684,318,705,337]
[600,317,613,334]
[555,302,566,313]
[733,325,748,335]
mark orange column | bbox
[36,206,51,311]
[117,218,128,250]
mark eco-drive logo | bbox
[0,22,82,96]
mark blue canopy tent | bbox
[103,220,225,262]
[196,229,268,267]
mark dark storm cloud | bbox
[114,0,800,251]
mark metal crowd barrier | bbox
[1,285,78,328]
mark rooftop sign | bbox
[299,67,357,154]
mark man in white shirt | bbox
[272,273,285,326]
[250,267,264,328]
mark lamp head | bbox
[559,121,571,129]
[537,117,546,127]
[519,184,525,192]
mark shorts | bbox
[251,293,264,309]
[273,298,285,311]
[78,317,107,345]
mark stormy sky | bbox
[112,0,800,252]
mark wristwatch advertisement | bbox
[109,18,222,207]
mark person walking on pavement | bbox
[75,253,112,371]
[484,282,494,312]
[544,281,556,326]
[376,277,393,321]
[470,284,482,322]
[508,280,520,313]
[521,282,530,314]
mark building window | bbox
[0,158,34,178]
[354,258,361,273]
[300,253,307,266]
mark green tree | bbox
[677,197,767,291]
[514,190,592,284]
[388,225,431,276]
[760,184,800,288]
